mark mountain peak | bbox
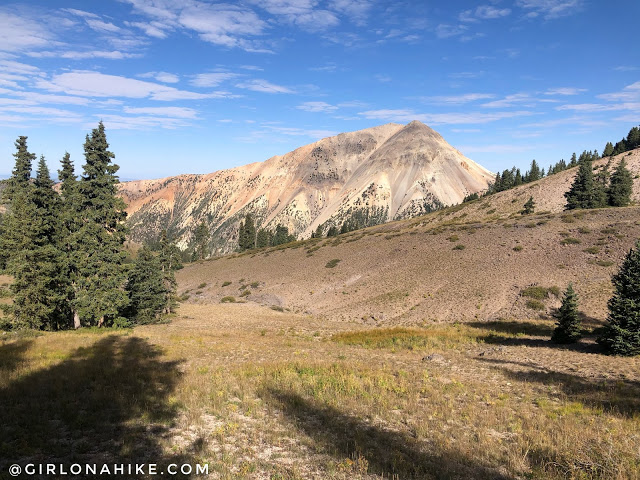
[119,122,494,253]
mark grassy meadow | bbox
[2,303,639,479]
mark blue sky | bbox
[0,0,638,180]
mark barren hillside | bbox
[176,149,640,325]
[119,121,493,253]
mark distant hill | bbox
[119,121,493,253]
[175,148,640,325]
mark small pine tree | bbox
[603,142,614,157]
[598,240,640,355]
[551,284,582,344]
[522,196,535,215]
[326,225,338,237]
[193,221,210,260]
[314,224,323,239]
[157,230,182,314]
[564,160,605,210]
[256,228,272,248]
[607,159,633,207]
[126,246,166,323]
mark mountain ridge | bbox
[119,121,493,253]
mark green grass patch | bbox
[452,244,466,250]
[521,286,560,300]
[332,326,486,350]
[220,296,236,303]
[583,246,600,254]
[561,237,581,245]
[526,299,546,311]
[325,259,341,268]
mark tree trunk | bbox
[73,311,81,329]
[98,316,104,328]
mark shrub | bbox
[583,246,600,254]
[526,299,545,311]
[446,235,459,242]
[453,244,465,250]
[221,296,236,303]
[325,259,341,268]
[561,237,581,245]
[513,245,523,252]
[197,282,207,289]
[221,281,232,287]
[250,281,260,288]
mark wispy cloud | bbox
[545,87,587,96]
[123,106,198,118]
[435,24,468,39]
[296,101,338,113]
[459,5,511,22]
[598,81,640,102]
[235,79,294,94]
[0,8,58,52]
[36,71,233,101]
[358,109,534,125]
[28,50,142,60]
[420,93,496,105]
[139,71,180,83]
[516,0,583,20]
[191,72,240,88]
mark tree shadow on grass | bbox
[468,321,602,353]
[0,335,204,479]
[0,339,33,375]
[262,388,514,480]
[477,357,640,418]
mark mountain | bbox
[119,121,493,253]
[175,149,640,324]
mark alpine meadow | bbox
[2,1,640,479]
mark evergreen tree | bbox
[607,159,633,207]
[74,122,129,327]
[157,230,182,314]
[256,228,272,248]
[564,160,605,210]
[522,196,535,215]
[57,152,82,328]
[238,213,256,250]
[626,126,640,150]
[568,153,577,167]
[326,225,338,237]
[525,159,541,183]
[9,157,66,330]
[598,240,640,355]
[314,224,323,239]
[126,246,166,323]
[612,138,627,156]
[551,284,582,344]
[272,224,294,245]
[603,142,614,157]
[193,221,210,260]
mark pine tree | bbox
[522,196,535,215]
[626,126,640,150]
[525,159,541,183]
[193,221,210,259]
[551,284,582,344]
[326,225,338,237]
[157,230,182,314]
[568,153,577,167]
[256,228,272,248]
[313,224,323,239]
[238,213,256,251]
[603,142,614,157]
[126,246,166,323]
[607,159,633,207]
[9,157,66,330]
[74,122,129,327]
[598,240,640,355]
[564,160,605,210]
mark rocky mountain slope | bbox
[176,149,640,325]
[119,121,493,253]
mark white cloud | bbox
[545,87,587,95]
[598,81,640,102]
[28,50,142,60]
[481,93,538,108]
[556,102,640,112]
[358,109,533,125]
[191,72,239,87]
[421,93,496,105]
[97,114,191,130]
[329,0,372,25]
[0,9,57,52]
[374,74,392,83]
[123,106,198,118]
[296,101,338,113]
[252,0,339,31]
[36,71,233,101]
[85,19,122,33]
[459,5,511,22]
[139,71,180,83]
[436,24,468,39]
[516,0,583,19]
[264,124,337,138]
[456,144,535,154]
[235,79,294,94]
[62,8,100,19]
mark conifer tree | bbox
[603,142,614,157]
[326,225,338,237]
[525,159,541,183]
[607,159,633,207]
[598,240,640,355]
[9,157,66,329]
[74,122,129,327]
[193,221,210,259]
[256,228,272,248]
[564,160,604,210]
[238,213,256,250]
[551,284,582,344]
[626,126,639,150]
[126,246,166,323]
[157,230,182,314]
[522,196,535,215]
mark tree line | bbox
[0,124,182,331]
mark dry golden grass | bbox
[2,304,639,479]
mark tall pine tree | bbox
[598,240,640,355]
[564,160,605,210]
[157,230,182,314]
[126,246,166,323]
[607,159,633,207]
[74,122,129,327]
